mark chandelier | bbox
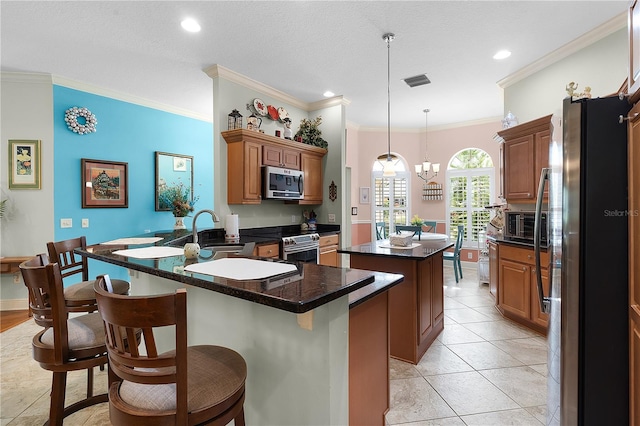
[415,108,440,181]
[382,32,396,177]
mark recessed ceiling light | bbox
[323,91,335,97]
[493,50,511,60]
[181,18,201,33]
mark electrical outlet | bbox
[81,218,89,228]
[467,252,473,259]
[60,218,72,228]
[291,215,297,223]
[328,214,336,223]
[13,272,21,284]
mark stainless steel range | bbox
[281,233,320,264]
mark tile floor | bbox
[385,265,548,426]
[0,265,547,425]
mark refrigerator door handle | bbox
[534,167,551,314]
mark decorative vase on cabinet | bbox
[174,216,186,230]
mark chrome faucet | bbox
[191,209,220,245]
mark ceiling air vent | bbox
[403,74,431,88]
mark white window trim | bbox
[371,156,411,242]
[446,166,495,248]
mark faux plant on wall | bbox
[295,116,328,149]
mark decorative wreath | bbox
[64,107,97,134]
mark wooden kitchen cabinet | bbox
[488,240,499,299]
[319,233,340,267]
[263,144,301,170]
[222,129,326,205]
[497,243,549,334]
[349,251,445,364]
[226,139,262,204]
[530,265,549,328]
[299,151,324,205]
[253,242,279,259]
[497,115,552,202]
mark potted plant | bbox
[295,116,328,149]
[410,214,423,226]
[158,180,199,229]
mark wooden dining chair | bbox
[19,255,109,426]
[395,225,422,240]
[444,225,465,283]
[94,275,247,426]
[375,222,386,240]
[422,221,437,233]
[47,236,130,312]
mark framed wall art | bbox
[359,187,370,204]
[81,158,128,208]
[8,139,41,189]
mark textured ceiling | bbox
[0,1,629,128]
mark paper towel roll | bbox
[225,214,239,241]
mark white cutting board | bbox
[184,258,298,280]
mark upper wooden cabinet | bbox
[497,115,552,202]
[263,144,301,170]
[222,129,327,205]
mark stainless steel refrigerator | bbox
[535,95,630,425]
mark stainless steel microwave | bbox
[505,211,548,244]
[263,166,304,200]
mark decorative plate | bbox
[267,105,279,121]
[253,98,268,116]
[277,107,289,122]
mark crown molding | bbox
[205,64,350,112]
[357,116,502,133]
[1,71,52,85]
[51,75,212,122]
[498,12,626,88]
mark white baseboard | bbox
[0,299,28,311]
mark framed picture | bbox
[81,158,128,208]
[8,140,41,189]
[173,156,187,171]
[359,187,370,204]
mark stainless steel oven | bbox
[281,233,319,264]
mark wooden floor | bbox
[0,310,30,333]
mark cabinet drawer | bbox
[255,243,279,258]
[319,234,339,248]
[500,244,548,265]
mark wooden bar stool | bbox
[19,255,109,426]
[47,236,129,312]
[94,275,247,425]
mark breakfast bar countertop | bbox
[76,229,404,314]
[339,238,454,260]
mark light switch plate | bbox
[60,218,72,228]
[81,218,89,228]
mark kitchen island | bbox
[76,230,403,426]
[339,238,453,364]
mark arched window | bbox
[446,149,494,246]
[372,154,409,241]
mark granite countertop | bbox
[76,228,403,314]
[339,238,453,260]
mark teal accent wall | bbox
[53,85,213,281]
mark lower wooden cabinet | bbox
[253,243,279,258]
[488,241,498,299]
[348,251,444,364]
[497,244,548,334]
[319,234,339,267]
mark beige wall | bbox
[348,120,502,232]
[504,28,627,123]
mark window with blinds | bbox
[446,149,494,245]
[372,154,409,240]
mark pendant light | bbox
[415,108,440,181]
[382,32,396,177]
